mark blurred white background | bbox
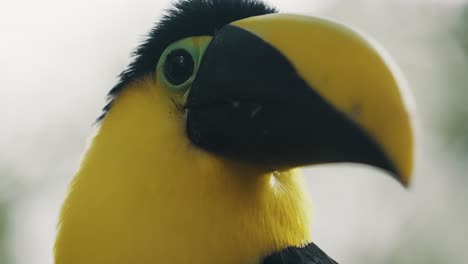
[1,0,468,263]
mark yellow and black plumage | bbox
[55,0,414,263]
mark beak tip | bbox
[401,175,412,188]
[378,161,411,188]
[393,169,411,188]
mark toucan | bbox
[54,0,414,263]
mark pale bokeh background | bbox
[1,0,468,263]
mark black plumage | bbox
[262,243,339,264]
[99,0,277,121]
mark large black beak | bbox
[185,14,414,186]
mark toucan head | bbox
[102,0,414,186]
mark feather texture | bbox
[262,243,338,264]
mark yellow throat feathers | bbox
[55,78,312,264]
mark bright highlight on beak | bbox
[186,14,414,186]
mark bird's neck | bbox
[55,85,312,264]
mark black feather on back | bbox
[97,0,277,121]
[261,243,339,264]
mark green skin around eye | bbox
[157,37,212,93]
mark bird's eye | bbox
[157,37,212,92]
[163,49,195,86]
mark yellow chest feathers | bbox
[54,81,312,264]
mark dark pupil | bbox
[164,49,195,86]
